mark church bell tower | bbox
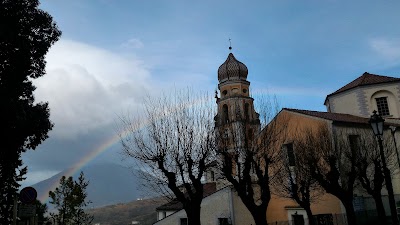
[214,50,260,152]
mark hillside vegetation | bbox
[88,197,168,225]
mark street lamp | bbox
[370,110,399,225]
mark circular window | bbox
[222,90,227,95]
[243,89,247,93]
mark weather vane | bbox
[229,38,232,51]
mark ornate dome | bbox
[218,53,248,82]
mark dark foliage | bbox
[0,0,61,224]
[49,172,93,225]
[35,199,49,225]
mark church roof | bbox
[325,72,400,103]
[283,108,400,127]
[283,108,369,125]
[218,53,248,82]
[156,182,217,211]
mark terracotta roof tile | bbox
[156,183,217,211]
[156,199,183,211]
[284,108,400,127]
[327,72,400,98]
[284,108,369,124]
[202,182,217,196]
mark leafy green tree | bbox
[0,0,61,223]
[49,172,93,225]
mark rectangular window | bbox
[285,143,295,166]
[180,218,188,225]
[348,135,360,154]
[218,218,230,225]
[376,97,390,116]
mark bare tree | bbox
[297,125,360,225]
[216,96,288,225]
[291,123,400,225]
[273,137,324,225]
[356,130,398,225]
[118,90,216,225]
[295,124,385,225]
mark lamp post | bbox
[370,110,399,225]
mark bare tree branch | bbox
[216,94,288,225]
[117,89,216,225]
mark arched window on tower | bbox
[245,103,250,120]
[223,104,229,123]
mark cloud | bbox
[25,38,218,185]
[120,38,144,49]
[33,39,152,139]
[368,37,400,67]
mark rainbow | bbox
[37,92,215,203]
[37,132,125,202]
[37,87,310,203]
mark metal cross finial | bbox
[229,38,232,51]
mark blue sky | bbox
[21,0,400,186]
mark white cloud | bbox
[121,38,144,49]
[368,37,400,67]
[33,39,153,139]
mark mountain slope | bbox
[31,162,150,208]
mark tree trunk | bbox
[253,217,268,225]
[304,206,316,225]
[251,208,268,225]
[373,194,387,225]
[342,199,357,225]
[185,204,202,225]
[296,200,315,225]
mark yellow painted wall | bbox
[264,110,343,223]
[267,194,342,223]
